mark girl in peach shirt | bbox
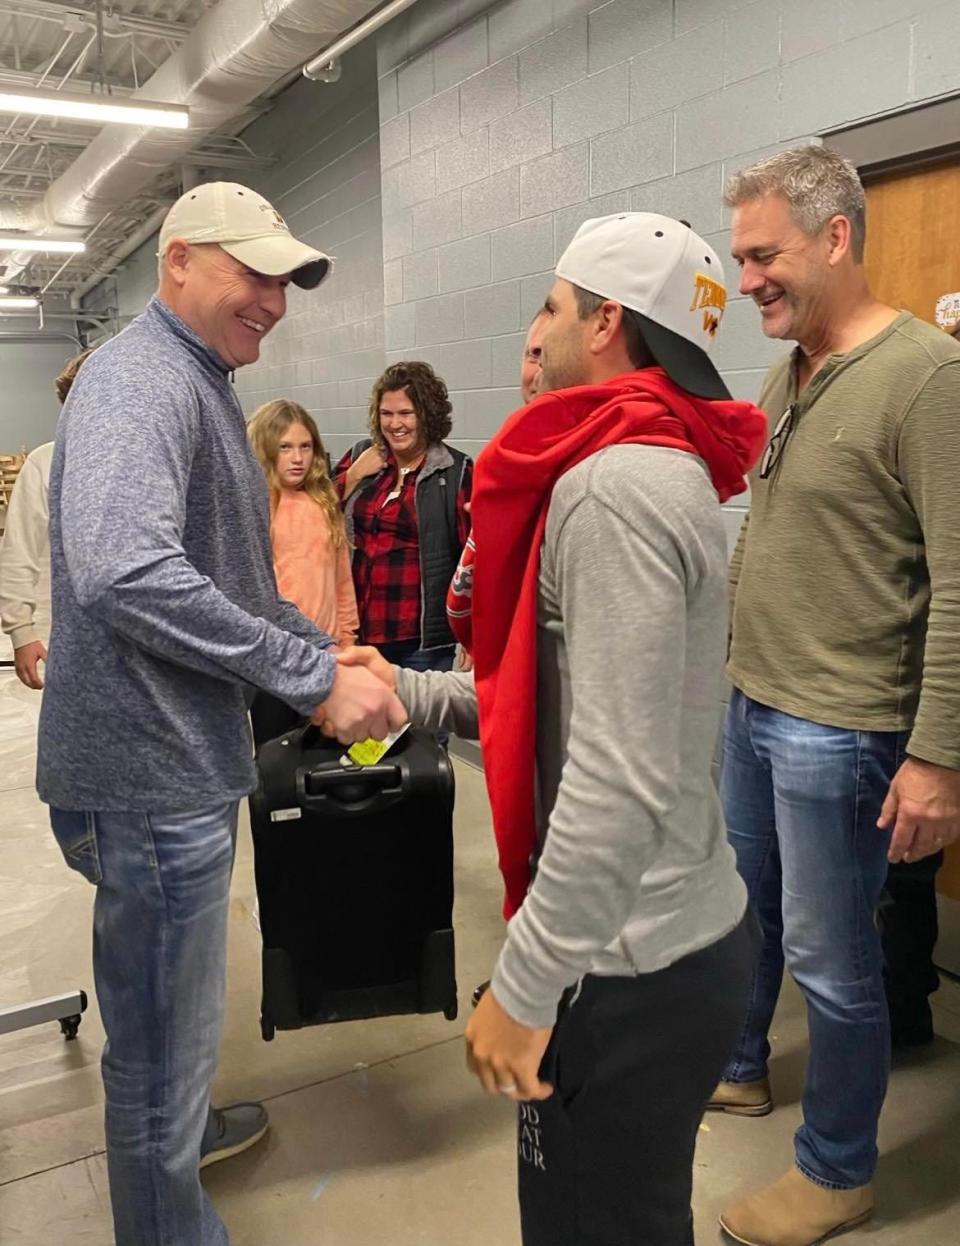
[247,399,358,744]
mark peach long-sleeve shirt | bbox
[271,489,358,647]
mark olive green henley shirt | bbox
[728,310,960,770]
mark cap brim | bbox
[635,312,732,401]
[221,236,333,290]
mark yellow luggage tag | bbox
[344,723,410,767]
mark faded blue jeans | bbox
[719,690,901,1190]
[50,802,238,1246]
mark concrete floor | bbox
[1,661,959,1245]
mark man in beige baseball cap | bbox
[158,180,332,291]
[39,181,404,1244]
[156,180,333,370]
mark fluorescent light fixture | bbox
[0,89,189,129]
[0,237,85,253]
[0,296,39,309]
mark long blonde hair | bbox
[248,399,346,549]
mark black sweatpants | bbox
[518,914,758,1246]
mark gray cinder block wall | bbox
[0,330,86,448]
[85,0,960,494]
[375,0,960,540]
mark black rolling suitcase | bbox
[250,723,459,1040]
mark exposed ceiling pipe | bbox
[0,330,82,346]
[0,0,378,286]
[303,0,422,81]
[0,67,135,92]
[69,202,170,307]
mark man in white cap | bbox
[37,182,406,1246]
[337,213,767,1244]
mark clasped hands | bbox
[310,646,402,744]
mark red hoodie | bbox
[447,367,767,918]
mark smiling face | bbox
[378,389,423,459]
[275,421,315,491]
[730,194,836,344]
[161,242,289,368]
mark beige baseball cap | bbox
[158,182,333,290]
[556,212,730,399]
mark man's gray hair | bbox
[724,145,867,263]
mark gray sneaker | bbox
[200,1102,269,1168]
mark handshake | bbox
[312,647,406,744]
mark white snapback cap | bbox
[556,212,730,399]
[158,182,333,291]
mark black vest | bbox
[347,440,469,650]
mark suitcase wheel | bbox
[443,1002,458,1022]
[59,1014,82,1040]
[260,1014,276,1042]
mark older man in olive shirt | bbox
[712,147,960,1246]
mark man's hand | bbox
[14,640,47,690]
[878,756,960,862]
[312,660,406,744]
[464,985,554,1102]
[335,644,396,692]
[454,644,474,673]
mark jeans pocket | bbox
[50,809,103,885]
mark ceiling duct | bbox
[0,0,379,286]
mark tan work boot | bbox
[719,1167,873,1245]
[706,1076,773,1117]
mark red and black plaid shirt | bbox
[335,448,472,645]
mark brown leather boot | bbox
[719,1167,873,1245]
[706,1076,773,1116]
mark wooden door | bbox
[863,161,960,903]
[864,161,960,330]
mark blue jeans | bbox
[719,690,901,1189]
[50,802,238,1246]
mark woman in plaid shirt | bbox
[335,361,472,685]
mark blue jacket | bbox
[38,297,335,812]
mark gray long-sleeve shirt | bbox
[397,445,747,1028]
[37,297,336,812]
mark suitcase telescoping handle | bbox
[297,762,404,816]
